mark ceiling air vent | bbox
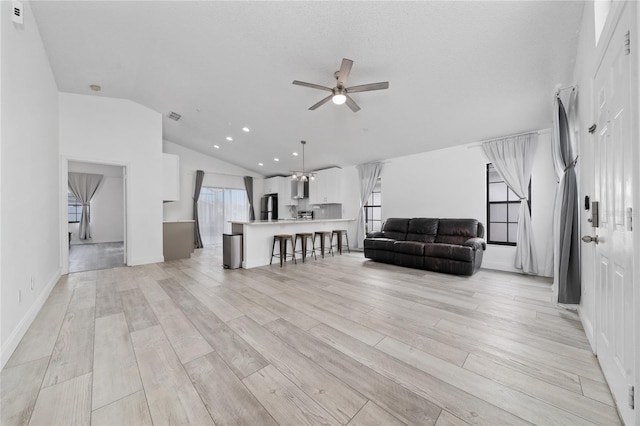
[168,111,182,121]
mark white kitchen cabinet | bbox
[263,177,280,194]
[309,167,343,204]
[162,153,180,202]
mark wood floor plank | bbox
[229,316,367,423]
[182,281,244,322]
[95,280,124,318]
[148,298,214,364]
[0,357,49,426]
[92,312,143,410]
[242,365,341,426]
[265,319,443,425]
[273,292,385,346]
[91,391,152,426]
[158,277,268,378]
[184,352,278,426]
[29,372,92,426]
[375,336,597,425]
[130,325,215,426]
[5,298,69,368]
[236,287,320,330]
[211,287,280,325]
[41,306,95,388]
[580,376,616,407]
[462,353,620,425]
[346,400,405,426]
[136,275,170,304]
[435,410,470,426]
[120,288,158,332]
[305,324,530,425]
[67,281,97,312]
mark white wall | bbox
[59,93,163,267]
[342,133,557,276]
[68,162,124,245]
[1,1,61,367]
[162,140,263,221]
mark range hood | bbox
[291,179,309,199]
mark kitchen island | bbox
[230,219,355,268]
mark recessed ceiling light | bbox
[292,152,299,156]
[274,158,279,162]
[258,162,264,166]
[226,136,233,141]
[89,84,101,91]
[213,145,220,149]
[242,127,250,132]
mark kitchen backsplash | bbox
[312,203,342,219]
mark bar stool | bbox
[270,234,296,267]
[331,229,351,254]
[314,231,334,259]
[294,233,316,263]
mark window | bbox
[198,187,249,246]
[364,178,382,234]
[68,192,83,223]
[486,164,530,245]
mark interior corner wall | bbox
[365,135,556,276]
[59,93,163,266]
[1,0,61,367]
[162,140,263,222]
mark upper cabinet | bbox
[309,167,343,204]
[162,153,180,202]
[263,176,285,195]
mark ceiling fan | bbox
[292,58,389,112]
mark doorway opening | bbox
[67,161,126,273]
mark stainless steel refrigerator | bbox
[260,194,278,220]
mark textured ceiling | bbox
[31,1,584,177]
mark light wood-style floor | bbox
[1,247,621,425]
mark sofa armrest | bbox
[366,231,385,238]
[464,237,486,251]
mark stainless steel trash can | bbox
[223,233,243,269]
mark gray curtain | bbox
[356,162,382,249]
[482,134,538,274]
[68,172,104,240]
[553,95,580,304]
[243,176,255,221]
[193,170,204,249]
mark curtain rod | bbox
[555,84,578,97]
[186,169,262,179]
[466,128,550,148]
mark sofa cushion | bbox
[435,219,479,245]
[393,241,425,256]
[381,218,410,241]
[424,243,474,262]
[406,218,439,243]
[364,238,396,251]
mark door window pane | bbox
[508,223,518,244]
[490,223,507,242]
[489,204,507,222]
[489,183,507,202]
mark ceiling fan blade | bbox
[337,58,354,87]
[346,81,389,93]
[292,80,333,92]
[309,95,333,110]
[345,95,361,112]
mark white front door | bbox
[591,4,635,424]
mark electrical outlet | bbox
[31,276,34,291]
[18,289,22,303]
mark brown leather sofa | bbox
[364,218,486,275]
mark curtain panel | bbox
[243,176,256,221]
[356,162,382,249]
[552,92,580,304]
[482,134,539,274]
[193,170,205,249]
[68,172,104,240]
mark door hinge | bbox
[624,30,631,55]
[630,385,635,410]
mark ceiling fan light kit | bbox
[291,140,315,182]
[293,58,389,112]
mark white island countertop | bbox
[229,218,355,268]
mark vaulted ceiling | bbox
[31,1,584,177]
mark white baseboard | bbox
[128,255,164,266]
[481,260,520,274]
[1,268,61,369]
[578,306,597,353]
